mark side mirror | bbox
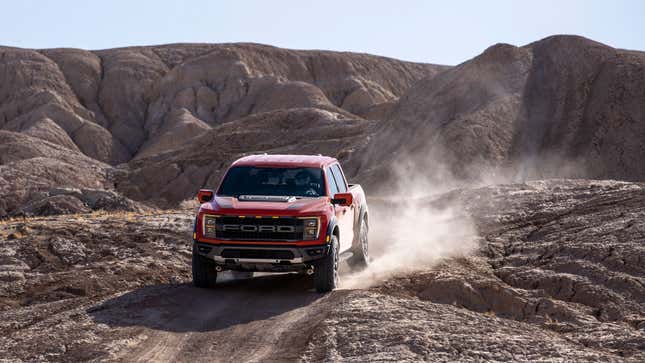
[197,189,215,203]
[331,192,353,206]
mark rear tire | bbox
[192,244,217,288]
[314,235,339,293]
[348,217,369,271]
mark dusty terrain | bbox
[1,179,643,362]
[1,34,644,362]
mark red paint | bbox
[194,154,366,252]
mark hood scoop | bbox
[238,195,296,203]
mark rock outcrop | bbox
[0,131,143,217]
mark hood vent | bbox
[238,195,296,203]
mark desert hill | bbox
[1,35,645,213]
[0,43,444,215]
[0,42,441,164]
[118,35,645,206]
[356,35,645,188]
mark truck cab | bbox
[192,154,369,292]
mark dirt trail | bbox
[0,211,353,362]
[98,275,345,362]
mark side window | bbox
[326,167,339,196]
[331,164,348,193]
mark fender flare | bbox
[326,216,339,240]
[357,204,367,229]
[192,216,198,243]
[324,216,340,255]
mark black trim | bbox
[193,242,330,271]
[198,242,327,249]
[221,248,295,260]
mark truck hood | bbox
[200,196,329,215]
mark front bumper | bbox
[194,242,329,272]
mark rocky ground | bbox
[311,179,645,361]
[0,179,643,362]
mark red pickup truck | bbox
[191,154,370,292]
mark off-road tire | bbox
[348,217,369,271]
[314,235,339,293]
[192,244,217,288]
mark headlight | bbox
[301,217,320,240]
[203,215,218,238]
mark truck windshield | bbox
[217,166,326,198]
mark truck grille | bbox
[213,216,304,241]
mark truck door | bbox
[329,164,355,251]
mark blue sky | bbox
[1,0,643,65]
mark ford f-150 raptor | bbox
[191,154,369,292]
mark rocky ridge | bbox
[3,36,645,215]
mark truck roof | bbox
[231,154,338,168]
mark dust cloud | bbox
[341,160,480,289]
[342,148,591,289]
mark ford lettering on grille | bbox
[222,224,296,233]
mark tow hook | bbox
[306,266,315,275]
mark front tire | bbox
[192,244,217,288]
[314,235,339,293]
